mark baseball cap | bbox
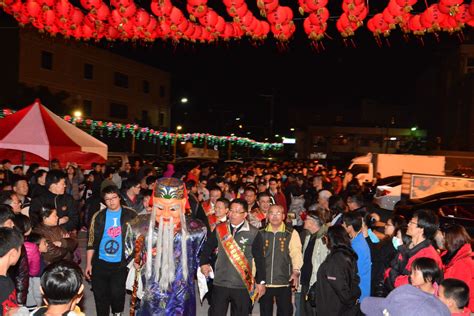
[361,285,450,316]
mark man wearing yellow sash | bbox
[200,198,266,316]
[197,186,222,231]
[201,186,222,217]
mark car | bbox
[373,176,402,211]
[107,152,142,170]
[405,189,474,205]
[450,168,474,178]
[394,193,474,236]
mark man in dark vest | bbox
[200,198,266,316]
[259,204,303,316]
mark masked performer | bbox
[125,177,207,316]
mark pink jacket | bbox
[24,241,41,277]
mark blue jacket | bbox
[352,232,372,300]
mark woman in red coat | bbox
[442,224,474,312]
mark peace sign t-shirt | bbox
[99,209,122,263]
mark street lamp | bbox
[238,125,243,129]
[73,110,82,118]
[275,134,280,138]
[290,128,295,131]
[411,126,418,131]
[180,98,188,104]
[176,125,183,132]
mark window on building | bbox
[349,164,369,177]
[110,102,128,119]
[83,100,92,116]
[141,110,150,124]
[159,112,165,126]
[466,58,474,74]
[467,57,474,67]
[41,51,53,70]
[159,85,165,97]
[114,72,129,88]
[84,63,93,80]
[143,80,150,94]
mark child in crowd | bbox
[32,206,78,265]
[439,278,471,316]
[0,227,28,316]
[25,233,48,307]
[30,260,85,316]
[410,257,443,295]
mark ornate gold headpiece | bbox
[154,177,185,200]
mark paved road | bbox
[77,232,268,315]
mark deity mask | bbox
[153,177,186,233]
[147,177,189,288]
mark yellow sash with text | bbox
[215,223,258,303]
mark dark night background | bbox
[108,31,460,139]
[0,0,471,144]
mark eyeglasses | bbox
[268,212,283,216]
[229,210,246,214]
[408,220,418,226]
[104,196,119,202]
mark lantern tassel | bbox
[351,38,357,48]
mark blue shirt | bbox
[351,232,372,301]
[99,208,123,262]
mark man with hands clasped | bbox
[259,204,303,316]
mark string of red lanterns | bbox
[1,0,473,44]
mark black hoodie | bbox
[314,245,361,315]
[30,190,78,231]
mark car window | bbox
[350,164,369,176]
[438,202,474,220]
[377,176,402,187]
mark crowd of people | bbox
[0,157,473,316]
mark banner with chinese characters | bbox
[409,174,474,199]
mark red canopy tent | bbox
[0,100,107,168]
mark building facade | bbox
[1,28,171,130]
[414,42,474,152]
[296,125,427,160]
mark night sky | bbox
[108,27,461,136]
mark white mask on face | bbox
[392,236,402,249]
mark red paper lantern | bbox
[80,0,102,10]
[42,9,55,26]
[134,8,150,27]
[119,2,136,18]
[26,0,41,18]
[455,4,471,23]
[151,0,172,17]
[93,3,110,20]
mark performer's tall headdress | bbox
[146,177,189,291]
